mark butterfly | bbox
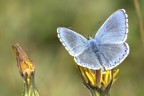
[57,9,129,70]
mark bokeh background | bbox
[0,0,144,96]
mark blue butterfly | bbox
[57,9,129,70]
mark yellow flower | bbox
[13,43,39,96]
[13,43,35,80]
[78,66,119,96]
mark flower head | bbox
[78,66,119,96]
[12,43,35,80]
[13,43,39,96]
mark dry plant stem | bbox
[133,0,144,45]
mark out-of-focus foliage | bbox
[0,0,144,96]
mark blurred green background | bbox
[0,0,144,96]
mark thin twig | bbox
[133,0,144,46]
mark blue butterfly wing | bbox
[94,9,129,69]
[98,43,129,70]
[57,27,102,69]
[57,27,88,56]
[95,9,128,44]
[57,9,129,70]
[74,48,102,70]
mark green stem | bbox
[23,73,40,96]
[93,89,100,96]
[89,89,110,96]
[88,81,113,96]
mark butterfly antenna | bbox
[88,36,93,40]
[91,20,102,38]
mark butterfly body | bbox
[57,9,129,70]
[87,39,97,51]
